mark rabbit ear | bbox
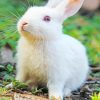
[55,0,84,20]
[46,0,62,8]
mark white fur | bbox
[16,0,89,99]
[46,0,62,7]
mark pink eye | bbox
[43,16,51,22]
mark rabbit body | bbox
[16,34,89,98]
[15,0,89,99]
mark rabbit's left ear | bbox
[55,0,84,20]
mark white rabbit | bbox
[8,0,89,99]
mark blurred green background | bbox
[0,0,100,66]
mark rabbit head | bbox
[17,0,84,40]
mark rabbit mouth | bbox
[20,28,31,36]
[21,29,30,33]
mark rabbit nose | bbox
[21,22,28,31]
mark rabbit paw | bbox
[50,96,62,100]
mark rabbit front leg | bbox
[16,67,28,82]
[6,65,28,89]
[47,71,65,100]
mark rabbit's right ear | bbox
[55,0,84,21]
[46,0,61,8]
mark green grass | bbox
[91,93,100,100]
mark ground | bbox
[0,62,100,100]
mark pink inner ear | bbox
[65,7,73,13]
[65,0,80,13]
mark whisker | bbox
[20,6,27,12]
[2,30,18,40]
[22,3,28,10]
[5,26,17,32]
[5,28,16,33]
[12,30,18,34]
[15,9,21,18]
[8,10,19,19]
[10,24,17,26]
